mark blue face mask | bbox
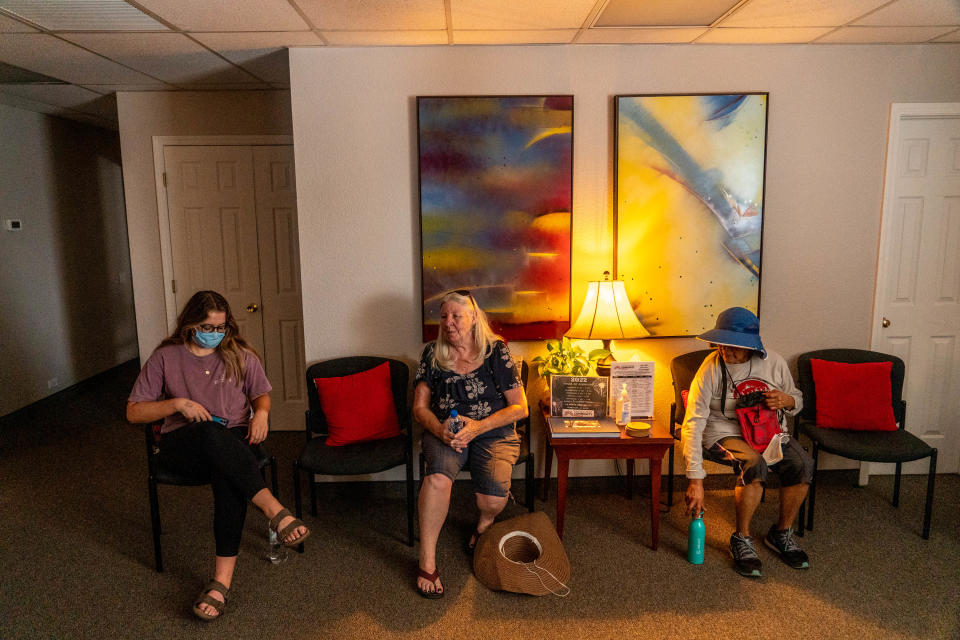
[193,331,225,349]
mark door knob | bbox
[247,303,259,313]
[881,317,891,328]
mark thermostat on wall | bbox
[5,219,22,231]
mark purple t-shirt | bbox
[129,344,272,433]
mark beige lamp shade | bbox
[566,277,649,340]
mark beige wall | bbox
[288,44,960,478]
[0,103,136,416]
[115,90,293,362]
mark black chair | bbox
[144,423,278,573]
[293,356,415,547]
[795,349,936,539]
[418,360,535,512]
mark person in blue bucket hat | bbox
[681,307,813,577]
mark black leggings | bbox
[158,422,266,557]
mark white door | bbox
[872,103,960,475]
[163,144,306,428]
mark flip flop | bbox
[466,528,483,553]
[416,568,444,599]
[270,508,311,548]
[192,579,229,621]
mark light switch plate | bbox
[5,219,23,231]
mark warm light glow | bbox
[566,277,650,339]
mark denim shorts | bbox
[422,426,520,497]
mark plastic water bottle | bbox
[688,510,705,565]
[449,409,463,434]
[267,525,287,564]
[615,383,631,426]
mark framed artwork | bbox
[417,95,573,341]
[615,93,768,337]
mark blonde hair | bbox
[160,290,261,386]
[432,290,502,371]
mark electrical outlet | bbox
[4,219,23,231]
[47,378,58,389]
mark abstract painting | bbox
[418,95,573,341]
[615,93,768,336]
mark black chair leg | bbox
[292,461,305,554]
[406,456,415,547]
[797,498,805,537]
[309,469,318,518]
[526,453,535,513]
[148,477,163,573]
[922,449,937,540]
[667,443,675,508]
[419,452,426,483]
[270,456,278,496]
[806,444,819,531]
[893,461,902,507]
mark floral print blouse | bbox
[415,340,521,440]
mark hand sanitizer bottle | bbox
[615,383,631,426]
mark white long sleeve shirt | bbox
[681,349,802,479]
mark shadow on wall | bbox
[47,116,138,398]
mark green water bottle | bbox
[688,510,705,565]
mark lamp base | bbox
[597,340,617,378]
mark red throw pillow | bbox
[313,361,401,446]
[810,359,897,431]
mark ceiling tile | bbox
[454,29,577,44]
[321,30,448,45]
[0,34,162,84]
[0,82,101,109]
[61,32,254,84]
[81,83,176,92]
[722,0,888,27]
[932,28,960,42]
[0,0,168,31]
[0,60,62,82]
[816,25,955,42]
[191,32,323,83]
[854,0,960,26]
[0,89,72,114]
[698,26,834,43]
[297,0,445,31]
[0,11,36,31]
[191,31,324,50]
[452,0,596,30]
[595,0,737,27]
[578,27,706,43]
[134,0,310,32]
[170,83,277,90]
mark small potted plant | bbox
[531,337,609,391]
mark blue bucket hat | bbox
[696,307,766,359]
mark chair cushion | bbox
[313,361,402,446]
[298,434,407,475]
[810,359,897,431]
[800,421,933,463]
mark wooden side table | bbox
[540,404,674,549]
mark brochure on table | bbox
[609,361,655,419]
[549,375,618,438]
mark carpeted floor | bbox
[0,361,957,640]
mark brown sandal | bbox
[269,508,310,548]
[416,568,444,599]
[192,579,229,621]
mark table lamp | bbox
[565,271,649,377]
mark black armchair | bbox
[293,356,415,547]
[418,360,535,511]
[144,423,277,572]
[795,349,936,539]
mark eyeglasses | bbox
[198,324,228,333]
[453,289,476,308]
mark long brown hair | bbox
[160,290,260,386]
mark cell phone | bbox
[210,415,228,426]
